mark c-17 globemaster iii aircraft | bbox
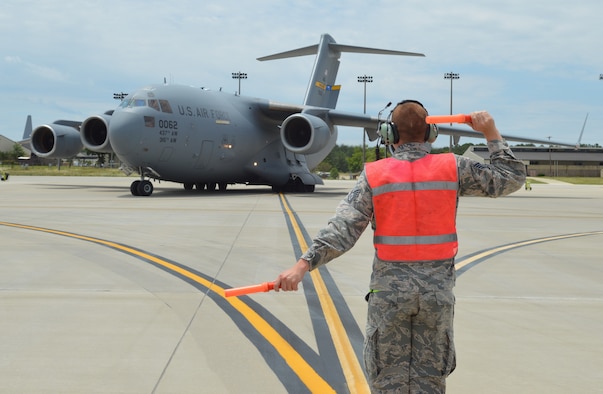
[28,33,576,196]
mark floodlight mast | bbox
[358,74,373,163]
[232,72,247,95]
[444,72,460,151]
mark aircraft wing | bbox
[259,103,577,147]
[323,110,578,148]
[259,103,382,140]
[260,101,306,120]
[436,126,577,148]
[321,110,579,148]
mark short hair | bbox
[391,100,428,142]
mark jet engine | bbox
[80,113,112,152]
[280,113,332,155]
[30,124,83,158]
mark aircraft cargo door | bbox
[194,140,214,169]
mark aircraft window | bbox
[159,100,173,113]
[148,99,160,111]
[118,98,132,108]
[118,98,147,108]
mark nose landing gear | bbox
[130,179,154,196]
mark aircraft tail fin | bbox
[22,115,32,139]
[258,33,424,109]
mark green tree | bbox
[318,142,482,174]
[324,145,350,173]
[347,147,364,173]
[329,167,339,179]
[314,160,332,173]
[4,143,26,163]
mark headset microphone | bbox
[378,102,392,119]
[377,102,398,145]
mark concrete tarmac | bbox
[0,176,601,393]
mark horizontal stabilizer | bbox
[257,43,425,61]
[257,45,319,61]
[329,44,424,58]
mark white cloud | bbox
[0,0,602,146]
[9,57,68,83]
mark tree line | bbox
[314,143,480,178]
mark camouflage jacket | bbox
[301,140,526,283]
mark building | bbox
[0,134,31,156]
[465,145,603,177]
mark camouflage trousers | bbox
[364,277,456,393]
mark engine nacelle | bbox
[30,124,83,158]
[81,114,112,152]
[280,113,332,155]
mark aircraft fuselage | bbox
[109,85,290,188]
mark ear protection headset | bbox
[378,100,438,144]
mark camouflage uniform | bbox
[301,140,526,393]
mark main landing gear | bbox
[272,177,315,193]
[130,179,153,196]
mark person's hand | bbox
[274,259,310,291]
[467,111,502,141]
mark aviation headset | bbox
[378,100,438,145]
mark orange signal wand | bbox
[224,281,275,297]
[425,114,471,124]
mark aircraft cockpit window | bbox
[118,98,131,108]
[159,100,173,114]
[148,99,160,112]
[118,98,147,108]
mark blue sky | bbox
[1,0,602,148]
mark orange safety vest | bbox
[365,154,459,262]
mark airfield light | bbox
[444,72,460,151]
[232,71,247,95]
[358,75,373,164]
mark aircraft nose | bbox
[108,110,143,156]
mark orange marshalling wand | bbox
[425,114,472,124]
[224,281,275,297]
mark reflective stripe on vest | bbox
[366,154,459,262]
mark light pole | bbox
[358,75,373,163]
[547,136,553,176]
[232,71,247,95]
[444,72,460,152]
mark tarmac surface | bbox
[0,176,601,393]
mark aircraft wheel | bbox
[305,184,315,192]
[294,178,306,192]
[130,180,141,196]
[137,180,153,196]
[195,183,205,191]
[184,183,194,190]
[207,182,217,191]
[218,183,227,192]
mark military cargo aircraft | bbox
[28,33,576,196]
